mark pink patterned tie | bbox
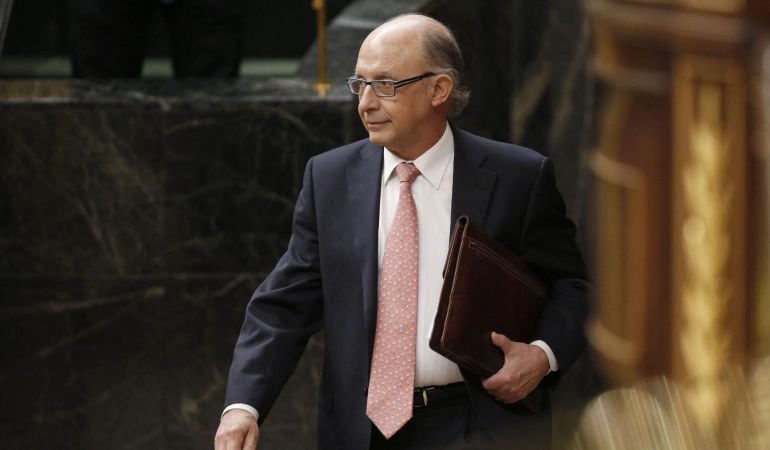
[367,162,421,438]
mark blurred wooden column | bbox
[586,0,770,396]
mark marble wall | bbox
[0,79,360,450]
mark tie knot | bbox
[396,162,420,184]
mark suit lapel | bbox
[451,129,497,229]
[345,141,383,359]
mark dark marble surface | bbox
[1,276,243,449]
[508,0,595,232]
[0,78,359,450]
[1,79,360,276]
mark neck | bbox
[388,121,447,161]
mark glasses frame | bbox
[345,72,437,97]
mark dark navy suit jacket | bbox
[225,127,589,449]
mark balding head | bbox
[364,14,446,48]
[359,14,470,117]
[352,14,469,158]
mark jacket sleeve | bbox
[519,157,590,373]
[224,157,324,423]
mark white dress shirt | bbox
[378,122,462,387]
[224,122,558,420]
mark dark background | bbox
[2,0,354,58]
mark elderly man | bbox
[215,13,588,450]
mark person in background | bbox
[70,0,244,78]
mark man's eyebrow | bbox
[352,71,393,80]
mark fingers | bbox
[214,428,244,450]
[482,341,550,404]
[214,425,245,450]
[214,409,259,450]
[482,362,521,402]
[482,367,507,391]
[227,439,241,450]
[485,385,517,404]
[243,425,260,450]
[486,383,526,404]
[482,333,521,391]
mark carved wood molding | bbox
[587,0,751,53]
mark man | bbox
[215,13,588,450]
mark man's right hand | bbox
[214,409,260,450]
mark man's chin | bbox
[366,131,388,146]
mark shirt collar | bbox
[382,122,454,190]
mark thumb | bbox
[490,331,513,352]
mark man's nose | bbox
[357,85,380,110]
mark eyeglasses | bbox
[345,72,437,97]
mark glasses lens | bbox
[347,78,362,94]
[372,81,395,97]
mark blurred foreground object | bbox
[584,0,770,447]
[573,358,770,450]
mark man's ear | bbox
[431,73,454,108]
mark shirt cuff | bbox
[223,403,259,422]
[530,340,559,372]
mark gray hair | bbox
[420,24,471,117]
[382,14,471,117]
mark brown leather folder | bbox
[429,215,547,378]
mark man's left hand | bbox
[481,332,550,404]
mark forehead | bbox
[354,29,426,78]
